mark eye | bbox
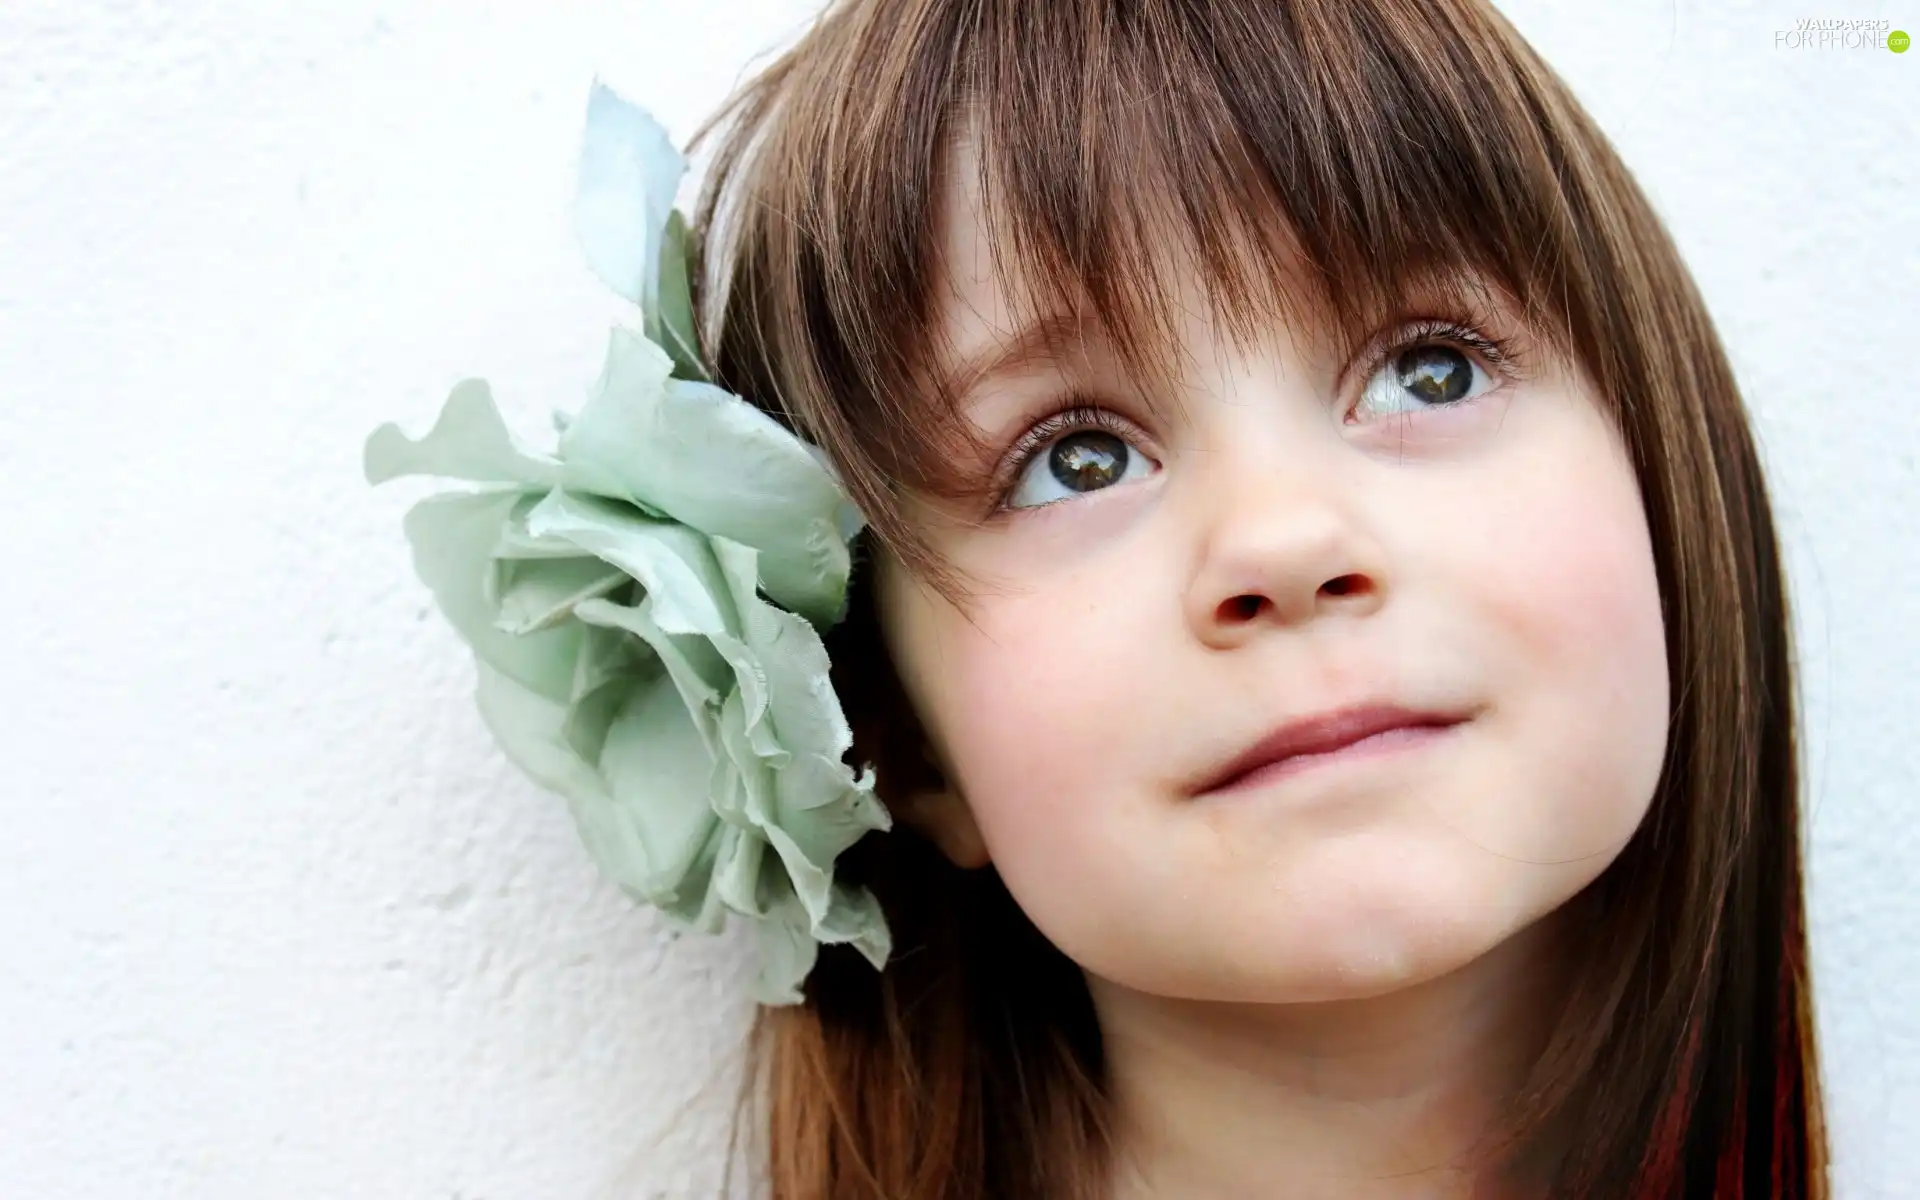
[1351,320,1515,424]
[998,404,1157,513]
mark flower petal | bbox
[712,538,859,762]
[558,329,860,627]
[572,594,727,761]
[473,657,653,886]
[364,379,562,489]
[815,880,891,970]
[596,670,730,904]
[571,79,684,320]
[558,626,656,764]
[772,753,890,863]
[713,688,885,930]
[523,488,739,639]
[750,882,891,1005]
[652,210,707,382]
[492,556,630,636]
[401,491,581,703]
[750,897,819,1007]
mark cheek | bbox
[1445,413,1670,870]
[926,599,1137,814]
[892,579,1156,910]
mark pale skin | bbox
[872,149,1672,1197]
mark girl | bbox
[682,0,1825,1196]
[372,0,1827,1194]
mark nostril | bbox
[1224,594,1265,621]
[1322,574,1369,597]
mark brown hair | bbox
[679,0,1827,1195]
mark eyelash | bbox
[987,313,1524,515]
[990,405,1138,512]
[1350,316,1520,403]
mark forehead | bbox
[924,130,1308,418]
[928,134,1045,374]
[924,132,1502,432]
[901,98,1568,511]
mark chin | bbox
[1155,855,1556,1006]
[1269,811,1593,983]
[1293,887,1582,1009]
[1275,917,1502,1001]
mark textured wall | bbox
[1,1,1912,1196]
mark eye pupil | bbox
[1049,430,1128,493]
[1393,345,1473,405]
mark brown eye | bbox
[1003,415,1155,512]
[1356,338,1495,420]
[1049,431,1130,492]
[1394,346,1474,405]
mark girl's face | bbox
[873,162,1670,1005]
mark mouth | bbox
[1190,703,1472,798]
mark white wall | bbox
[1,1,1912,1196]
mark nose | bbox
[1181,443,1388,649]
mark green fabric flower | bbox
[362,81,891,1005]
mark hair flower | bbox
[363,80,891,1006]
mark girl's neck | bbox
[1091,912,1573,1200]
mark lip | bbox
[1190,702,1471,797]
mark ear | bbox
[854,554,990,869]
[893,760,991,871]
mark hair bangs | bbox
[691,0,1590,608]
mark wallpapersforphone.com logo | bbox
[1774,18,1910,49]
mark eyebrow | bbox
[936,310,1092,410]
